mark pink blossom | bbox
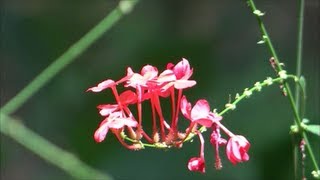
[188,157,205,173]
[187,131,206,173]
[172,58,193,80]
[226,135,250,165]
[163,58,196,90]
[97,104,119,116]
[87,79,115,92]
[180,95,222,127]
[94,111,138,143]
[125,65,158,88]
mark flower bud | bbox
[226,135,250,165]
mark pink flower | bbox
[187,132,206,173]
[226,135,250,165]
[172,58,193,80]
[125,65,158,88]
[163,58,196,90]
[87,79,115,92]
[180,95,222,127]
[188,157,205,173]
[94,111,138,143]
[97,104,119,116]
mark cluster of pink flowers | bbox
[87,58,250,173]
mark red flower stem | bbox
[140,130,154,143]
[150,100,158,133]
[110,86,123,110]
[172,89,183,131]
[196,131,205,158]
[215,121,234,138]
[178,122,196,145]
[170,88,176,130]
[136,86,143,138]
[152,94,166,141]
[113,129,138,150]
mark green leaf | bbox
[304,124,320,136]
[299,76,306,95]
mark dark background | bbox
[1,0,319,179]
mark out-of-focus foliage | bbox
[1,0,319,179]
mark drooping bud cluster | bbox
[87,58,250,172]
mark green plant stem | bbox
[302,132,320,172]
[0,113,112,180]
[247,0,302,137]
[0,0,139,115]
[294,0,305,178]
[246,0,319,175]
[219,75,297,116]
[246,0,301,122]
[295,0,305,112]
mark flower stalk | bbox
[245,0,319,176]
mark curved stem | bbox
[219,75,297,116]
[0,113,112,180]
[191,75,299,142]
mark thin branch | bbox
[1,0,139,115]
[0,113,113,180]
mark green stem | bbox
[0,113,112,180]
[294,1,306,178]
[0,0,139,115]
[295,0,305,113]
[246,0,301,122]
[246,0,283,72]
[302,132,320,173]
[246,0,319,175]
[188,75,297,142]
[219,75,297,116]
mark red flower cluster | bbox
[87,58,250,172]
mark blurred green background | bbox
[1,0,319,179]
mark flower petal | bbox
[109,118,138,129]
[187,157,205,173]
[141,65,158,79]
[94,120,110,143]
[97,104,118,116]
[173,58,193,80]
[119,90,137,105]
[226,135,250,165]
[173,80,196,89]
[87,79,115,92]
[194,118,214,127]
[191,99,210,120]
[180,96,192,120]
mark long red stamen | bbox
[170,87,176,130]
[136,86,143,139]
[110,86,123,110]
[150,99,157,133]
[141,129,154,143]
[173,89,183,130]
[152,94,166,141]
